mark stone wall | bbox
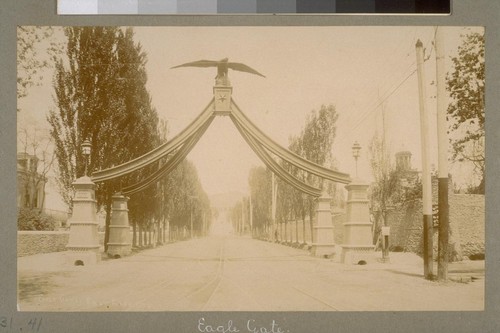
[385,201,429,256]
[384,194,484,259]
[17,231,70,257]
[449,194,485,257]
[18,231,107,257]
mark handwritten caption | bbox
[0,316,43,332]
[198,317,289,333]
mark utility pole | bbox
[416,39,434,280]
[435,27,450,281]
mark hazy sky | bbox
[18,26,482,210]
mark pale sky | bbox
[18,26,483,210]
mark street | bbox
[18,235,484,311]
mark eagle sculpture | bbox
[171,58,265,83]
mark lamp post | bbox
[352,141,361,178]
[82,139,91,177]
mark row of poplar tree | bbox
[47,27,211,249]
[238,104,344,244]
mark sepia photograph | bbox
[17,26,485,312]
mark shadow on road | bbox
[18,274,57,301]
[385,269,423,278]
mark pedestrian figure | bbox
[275,229,279,242]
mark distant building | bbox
[17,152,46,209]
[394,150,419,187]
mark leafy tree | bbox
[248,166,272,238]
[17,26,63,106]
[163,159,211,239]
[48,27,160,250]
[18,207,57,231]
[17,127,55,210]
[368,132,400,245]
[286,137,308,244]
[275,177,296,243]
[280,104,340,244]
[446,31,485,194]
[230,200,243,234]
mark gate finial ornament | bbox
[171,58,265,85]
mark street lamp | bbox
[352,141,361,178]
[81,139,91,177]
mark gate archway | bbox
[65,63,374,266]
[91,82,351,195]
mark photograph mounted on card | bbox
[17,25,484,312]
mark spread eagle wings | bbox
[171,59,265,78]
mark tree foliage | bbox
[47,27,161,249]
[47,26,213,248]
[446,31,485,193]
[368,132,399,212]
[18,208,57,231]
[248,166,272,235]
[17,127,55,210]
[281,104,340,242]
[368,132,399,245]
[250,104,340,242]
[48,27,157,202]
[162,160,212,236]
[17,26,63,103]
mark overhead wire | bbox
[339,32,437,145]
[338,28,420,130]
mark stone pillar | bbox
[341,180,374,264]
[107,193,132,258]
[66,176,100,266]
[311,192,335,257]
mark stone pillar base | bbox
[65,248,101,266]
[107,242,131,258]
[66,176,101,266]
[342,180,374,264]
[107,193,132,258]
[311,242,336,257]
[340,245,375,265]
[312,192,335,258]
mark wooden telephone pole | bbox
[435,27,450,281]
[416,39,434,280]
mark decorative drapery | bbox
[121,116,214,196]
[91,98,215,183]
[230,100,351,184]
[91,97,350,197]
[231,116,322,197]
